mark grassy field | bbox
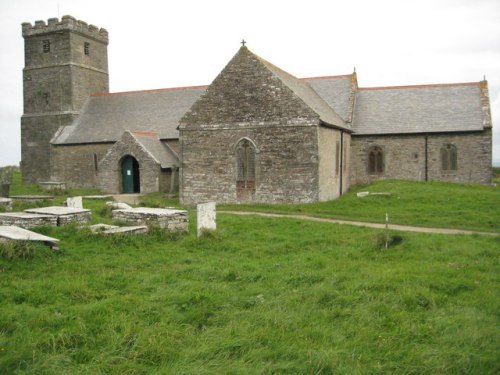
[0,170,499,373]
[222,179,500,233]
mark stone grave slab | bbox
[112,207,188,231]
[10,195,54,203]
[197,202,216,237]
[89,224,148,234]
[0,197,12,210]
[39,181,67,192]
[25,206,91,226]
[0,225,59,249]
[0,212,58,228]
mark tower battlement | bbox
[22,15,108,43]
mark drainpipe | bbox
[339,131,344,196]
[424,133,428,181]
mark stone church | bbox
[21,16,493,204]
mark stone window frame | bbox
[235,137,259,195]
[441,143,457,171]
[368,145,384,174]
[42,39,51,53]
[84,42,90,56]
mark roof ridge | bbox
[301,74,353,81]
[359,82,480,91]
[130,131,158,137]
[91,85,208,97]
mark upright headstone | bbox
[66,196,83,209]
[197,202,216,238]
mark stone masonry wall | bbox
[180,47,324,204]
[350,131,491,185]
[51,143,111,187]
[181,125,319,204]
[98,133,167,194]
[21,16,109,184]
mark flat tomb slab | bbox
[10,195,54,202]
[0,212,58,228]
[89,224,148,234]
[112,207,188,231]
[0,225,59,249]
[25,206,91,226]
[39,181,67,191]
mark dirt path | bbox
[219,211,499,236]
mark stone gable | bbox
[179,47,320,128]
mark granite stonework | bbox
[51,143,112,188]
[98,132,174,194]
[179,47,347,205]
[21,15,109,184]
[350,130,492,185]
[112,208,188,231]
[25,206,91,225]
[0,212,58,228]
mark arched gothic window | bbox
[236,139,256,197]
[368,146,384,174]
[441,144,457,171]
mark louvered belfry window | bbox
[236,139,256,195]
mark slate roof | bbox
[52,86,206,145]
[305,75,353,122]
[255,54,348,129]
[129,131,179,168]
[352,83,485,135]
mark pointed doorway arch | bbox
[121,155,140,193]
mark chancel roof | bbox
[352,83,485,135]
[52,86,206,145]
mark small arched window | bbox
[236,139,256,196]
[368,146,384,174]
[441,144,457,171]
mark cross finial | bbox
[241,39,246,47]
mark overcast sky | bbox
[1,0,499,166]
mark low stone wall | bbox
[0,212,58,228]
[112,207,188,231]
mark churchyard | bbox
[0,169,498,374]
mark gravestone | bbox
[66,196,83,209]
[0,225,59,249]
[197,202,216,238]
[25,206,91,226]
[0,212,58,228]
[112,207,188,231]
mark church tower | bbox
[21,16,109,183]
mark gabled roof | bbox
[179,47,348,131]
[305,75,354,122]
[255,54,347,129]
[352,82,485,135]
[128,131,178,168]
[51,86,206,145]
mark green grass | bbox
[221,179,500,233]
[1,169,498,373]
[0,216,498,374]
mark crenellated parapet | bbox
[22,15,108,43]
